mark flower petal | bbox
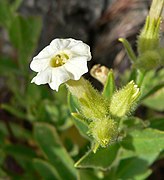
[34,45,55,59]
[50,39,71,51]
[31,68,52,85]
[30,58,50,72]
[64,57,88,80]
[69,41,91,60]
[48,67,70,91]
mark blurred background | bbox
[0,0,164,179]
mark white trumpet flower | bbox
[30,38,91,91]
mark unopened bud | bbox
[137,16,161,54]
[135,50,161,70]
[89,118,118,149]
[66,77,109,120]
[109,81,140,118]
[137,0,164,54]
[149,0,164,21]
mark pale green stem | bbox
[136,70,146,88]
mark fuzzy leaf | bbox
[114,157,152,180]
[142,87,164,111]
[34,123,77,180]
[75,143,120,170]
[121,128,164,164]
[68,93,90,140]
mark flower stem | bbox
[136,70,146,88]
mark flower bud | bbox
[134,50,161,70]
[66,78,109,120]
[89,118,118,149]
[149,0,164,21]
[137,16,161,55]
[109,81,140,118]
[137,0,164,54]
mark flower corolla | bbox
[30,38,91,91]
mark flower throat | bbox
[50,53,69,67]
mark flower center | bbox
[50,53,69,67]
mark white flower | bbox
[30,38,91,91]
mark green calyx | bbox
[67,78,109,120]
[109,81,140,118]
[67,78,140,152]
[137,16,161,55]
[134,50,162,71]
[89,118,118,151]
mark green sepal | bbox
[71,112,90,125]
[109,81,140,118]
[137,16,161,54]
[102,69,115,100]
[68,93,90,140]
[136,70,146,88]
[119,38,137,63]
[92,141,100,154]
[88,118,118,149]
[156,48,164,65]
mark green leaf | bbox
[11,0,23,12]
[102,69,115,100]
[149,117,164,131]
[129,68,137,82]
[121,128,164,165]
[142,87,164,111]
[0,121,32,141]
[121,117,148,130]
[0,168,7,177]
[1,103,26,119]
[9,15,42,71]
[75,143,120,170]
[0,0,22,29]
[0,0,13,29]
[34,123,77,180]
[78,169,101,180]
[115,157,152,180]
[0,57,19,75]
[68,93,90,140]
[33,159,62,180]
[67,92,81,113]
[141,69,164,99]
[4,144,37,173]
[4,144,36,160]
[135,169,152,180]
[70,117,89,140]
[141,83,164,100]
